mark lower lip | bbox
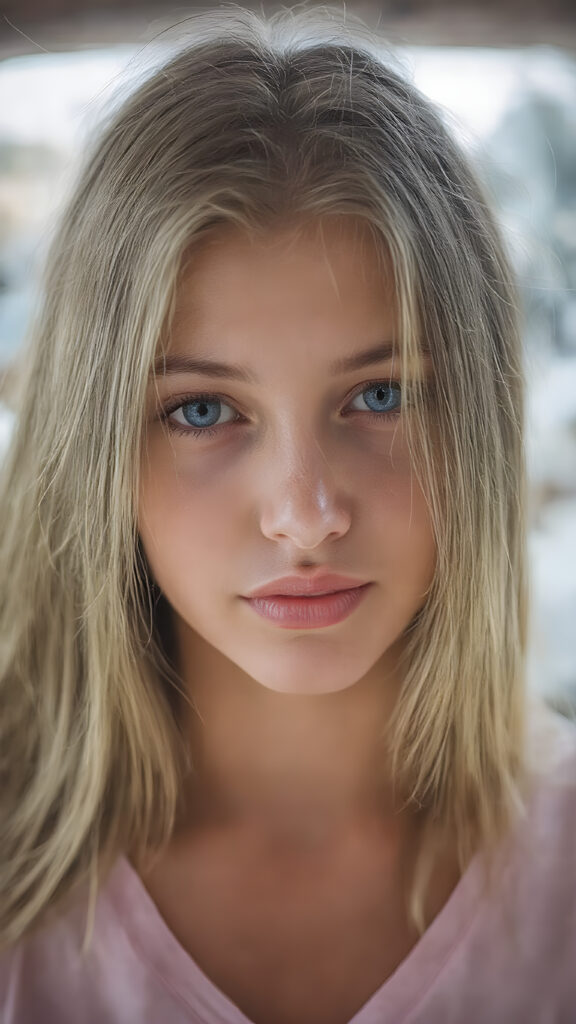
[243,584,372,629]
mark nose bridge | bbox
[259,412,351,546]
[273,409,336,493]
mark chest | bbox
[138,831,431,1024]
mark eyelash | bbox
[161,380,403,440]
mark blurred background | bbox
[0,0,575,714]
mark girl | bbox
[1,7,575,1023]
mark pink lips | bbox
[242,575,372,629]
[246,573,370,599]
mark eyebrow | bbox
[152,341,400,383]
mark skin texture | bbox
[140,216,435,701]
[139,214,437,825]
[135,219,455,1024]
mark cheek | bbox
[368,457,436,589]
[138,437,239,590]
[138,427,436,593]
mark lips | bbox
[243,582,372,629]
[246,573,370,599]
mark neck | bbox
[175,622,407,843]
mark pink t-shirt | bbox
[2,702,576,1024]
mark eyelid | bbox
[162,390,235,413]
[159,377,405,435]
[160,377,402,410]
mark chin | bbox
[246,660,374,697]
[263,679,359,697]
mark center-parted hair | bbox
[0,6,527,948]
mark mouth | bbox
[246,574,370,600]
[242,582,372,629]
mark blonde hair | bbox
[0,5,527,948]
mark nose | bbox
[258,432,352,550]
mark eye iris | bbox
[177,387,399,429]
[181,398,221,428]
[364,383,400,412]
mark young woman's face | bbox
[139,218,436,696]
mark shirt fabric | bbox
[2,701,576,1024]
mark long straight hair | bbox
[0,5,527,947]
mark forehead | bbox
[169,217,398,343]
[186,215,390,267]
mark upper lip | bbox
[245,573,370,598]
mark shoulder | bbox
[424,701,576,1019]
[493,699,576,940]
[0,864,132,1023]
[516,699,576,864]
[523,697,576,844]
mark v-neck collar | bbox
[102,851,486,1024]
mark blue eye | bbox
[163,380,402,439]
[168,395,238,435]
[349,382,401,416]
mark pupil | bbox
[182,398,219,427]
[369,384,398,412]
